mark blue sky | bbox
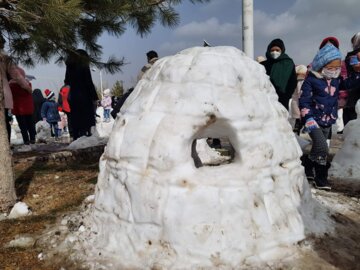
[28,0,360,92]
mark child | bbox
[41,89,61,141]
[101,88,112,122]
[299,43,360,190]
[290,64,307,135]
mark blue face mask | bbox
[350,55,359,66]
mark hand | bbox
[304,117,318,133]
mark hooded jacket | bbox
[261,39,297,100]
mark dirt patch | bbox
[0,160,98,270]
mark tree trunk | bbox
[0,76,16,212]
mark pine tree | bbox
[0,0,210,211]
[112,80,124,97]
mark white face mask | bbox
[321,67,341,79]
[270,51,281,59]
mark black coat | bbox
[32,88,45,123]
[64,53,98,133]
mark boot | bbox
[313,163,331,190]
[293,119,302,135]
[301,155,315,181]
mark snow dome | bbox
[329,100,360,180]
[80,46,328,269]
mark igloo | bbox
[79,46,330,269]
[329,100,360,180]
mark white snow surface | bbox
[36,120,52,143]
[8,202,31,219]
[74,46,332,269]
[329,100,360,180]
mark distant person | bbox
[261,38,297,110]
[32,88,46,124]
[64,49,98,140]
[290,65,307,135]
[137,50,158,81]
[101,88,112,122]
[111,87,134,119]
[0,36,32,142]
[343,32,360,126]
[41,89,61,141]
[58,84,72,137]
[9,67,36,145]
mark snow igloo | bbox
[82,46,327,269]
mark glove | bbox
[303,117,319,133]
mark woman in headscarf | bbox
[64,49,98,140]
[261,38,297,110]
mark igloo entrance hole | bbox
[191,137,235,168]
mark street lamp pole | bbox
[92,67,103,98]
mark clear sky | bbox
[27,0,360,93]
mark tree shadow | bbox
[15,159,44,200]
[311,212,360,270]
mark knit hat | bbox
[311,44,342,72]
[267,38,285,53]
[319,36,339,49]
[295,64,307,75]
[44,89,55,100]
[103,88,111,96]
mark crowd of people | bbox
[2,34,360,192]
[258,34,360,191]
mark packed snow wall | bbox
[329,100,360,180]
[82,46,327,269]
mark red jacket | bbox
[10,81,34,115]
[59,85,71,113]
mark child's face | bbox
[323,59,341,70]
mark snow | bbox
[8,202,31,219]
[70,46,332,269]
[36,120,52,143]
[66,107,114,150]
[329,100,360,180]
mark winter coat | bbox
[110,88,134,119]
[299,71,360,127]
[137,57,158,82]
[32,89,46,123]
[344,49,360,108]
[262,48,297,101]
[290,79,304,119]
[0,53,32,109]
[41,100,61,123]
[64,52,98,133]
[9,80,33,115]
[101,96,112,109]
[58,85,71,113]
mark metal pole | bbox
[242,0,254,59]
[100,69,103,98]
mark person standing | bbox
[343,32,360,126]
[0,36,32,142]
[58,84,72,137]
[298,43,360,190]
[9,67,36,145]
[41,89,61,140]
[137,50,158,82]
[64,49,98,140]
[290,65,308,135]
[32,88,46,124]
[261,38,297,110]
[101,88,112,122]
